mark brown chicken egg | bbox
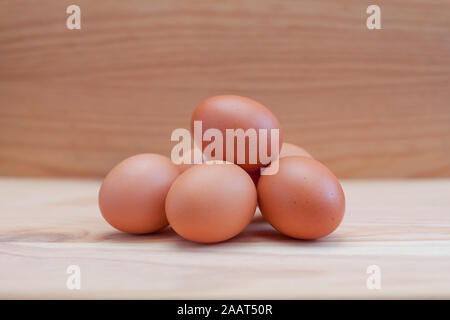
[258,156,345,240]
[191,95,282,174]
[165,162,257,243]
[98,153,179,234]
[280,142,313,159]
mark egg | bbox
[98,153,179,234]
[258,156,345,239]
[279,142,313,159]
[191,95,282,174]
[165,162,257,243]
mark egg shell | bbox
[98,153,179,234]
[191,95,282,174]
[165,162,257,243]
[257,156,345,240]
[279,142,313,159]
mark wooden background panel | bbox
[0,0,449,178]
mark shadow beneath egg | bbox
[230,216,346,246]
[98,226,178,243]
[97,213,344,246]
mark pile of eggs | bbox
[98,95,345,243]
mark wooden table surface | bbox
[0,178,449,299]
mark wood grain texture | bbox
[0,0,449,178]
[0,178,449,299]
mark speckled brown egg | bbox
[191,95,282,174]
[257,156,345,240]
[98,153,179,234]
[165,162,257,243]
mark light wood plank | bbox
[0,178,449,299]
